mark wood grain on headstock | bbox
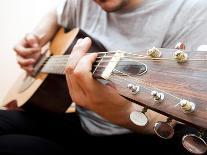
[104,49,207,129]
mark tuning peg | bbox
[127,83,140,95]
[175,42,186,50]
[179,99,196,113]
[151,90,165,103]
[182,130,207,154]
[173,50,188,63]
[153,118,175,139]
[147,47,162,58]
[130,107,148,127]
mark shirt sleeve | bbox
[56,0,78,29]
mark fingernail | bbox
[80,37,89,44]
[77,38,83,44]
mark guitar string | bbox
[109,74,182,109]
[48,56,207,62]
[40,58,194,106]
[109,68,181,101]
[44,59,207,67]
[41,57,207,79]
[42,63,206,81]
[49,50,207,59]
[42,61,183,104]
[95,67,207,81]
[42,58,183,102]
[42,58,207,73]
[44,56,207,67]
[45,50,207,61]
[41,51,207,95]
[46,46,207,56]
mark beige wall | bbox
[0,0,56,104]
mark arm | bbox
[14,5,60,73]
[65,37,169,134]
[32,6,60,47]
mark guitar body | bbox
[2,28,106,113]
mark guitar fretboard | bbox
[40,52,115,77]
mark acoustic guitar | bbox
[2,28,207,154]
[2,28,106,113]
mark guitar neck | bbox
[40,52,112,76]
[39,48,207,129]
[41,55,68,75]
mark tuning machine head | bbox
[154,118,174,139]
[175,42,186,50]
[151,90,165,103]
[130,107,148,127]
[147,47,162,58]
[182,131,207,155]
[173,50,188,63]
[179,99,196,113]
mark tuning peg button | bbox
[182,133,207,155]
[154,118,174,139]
[179,100,195,113]
[127,84,140,95]
[175,42,186,50]
[174,50,188,63]
[147,47,162,58]
[151,90,165,103]
[130,108,148,127]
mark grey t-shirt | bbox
[57,0,207,135]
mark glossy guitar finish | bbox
[2,28,207,130]
[2,28,106,113]
[94,49,207,129]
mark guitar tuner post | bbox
[154,120,175,139]
[147,47,162,58]
[182,134,207,155]
[130,110,148,127]
[127,83,140,95]
[179,100,196,113]
[175,42,186,50]
[151,90,165,103]
[174,50,188,63]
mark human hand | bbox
[65,37,133,125]
[14,33,41,74]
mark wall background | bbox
[0,0,56,104]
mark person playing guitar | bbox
[1,0,207,154]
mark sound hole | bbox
[115,58,147,76]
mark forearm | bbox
[32,6,60,46]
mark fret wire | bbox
[93,52,107,74]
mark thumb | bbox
[25,33,40,48]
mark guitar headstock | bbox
[93,42,207,154]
